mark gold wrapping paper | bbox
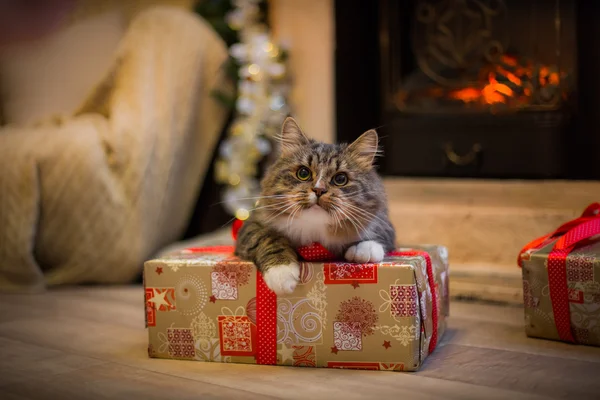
[521,240,600,346]
[143,245,449,371]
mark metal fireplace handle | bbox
[444,143,482,166]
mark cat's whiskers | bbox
[260,201,297,218]
[241,194,305,217]
[344,202,390,226]
[342,207,372,239]
[264,201,299,224]
[332,203,366,241]
[249,200,297,213]
[331,198,376,241]
[329,208,339,234]
[286,204,303,231]
[334,190,390,228]
[328,204,344,234]
[342,207,372,240]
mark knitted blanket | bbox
[0,7,230,292]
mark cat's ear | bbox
[278,117,310,156]
[347,129,380,168]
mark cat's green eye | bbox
[332,173,348,186]
[296,166,311,181]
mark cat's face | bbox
[257,118,385,240]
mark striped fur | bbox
[234,117,396,294]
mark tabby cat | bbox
[234,117,396,295]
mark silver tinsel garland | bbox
[214,0,290,221]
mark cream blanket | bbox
[0,7,230,292]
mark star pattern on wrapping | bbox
[383,340,392,350]
[330,346,339,354]
[279,344,295,363]
[351,280,360,289]
[155,266,163,275]
[147,289,169,310]
[209,295,217,303]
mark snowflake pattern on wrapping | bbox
[167,328,195,359]
[390,285,418,317]
[333,321,362,351]
[335,297,378,337]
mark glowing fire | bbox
[447,55,562,105]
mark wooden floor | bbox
[1,286,599,400]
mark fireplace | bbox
[335,0,600,180]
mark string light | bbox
[215,0,290,218]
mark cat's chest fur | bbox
[270,206,351,252]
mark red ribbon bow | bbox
[518,202,600,343]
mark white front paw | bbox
[345,241,384,263]
[263,262,300,295]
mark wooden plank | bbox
[1,362,274,400]
[0,337,107,387]
[123,358,550,400]
[0,313,543,399]
[0,315,147,362]
[0,287,145,329]
[1,287,599,399]
[419,344,600,399]
[445,303,600,363]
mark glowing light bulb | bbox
[235,208,250,221]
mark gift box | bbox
[143,243,449,371]
[518,202,600,346]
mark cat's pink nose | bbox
[312,187,327,197]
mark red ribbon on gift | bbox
[184,245,236,254]
[517,202,600,343]
[388,250,439,354]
